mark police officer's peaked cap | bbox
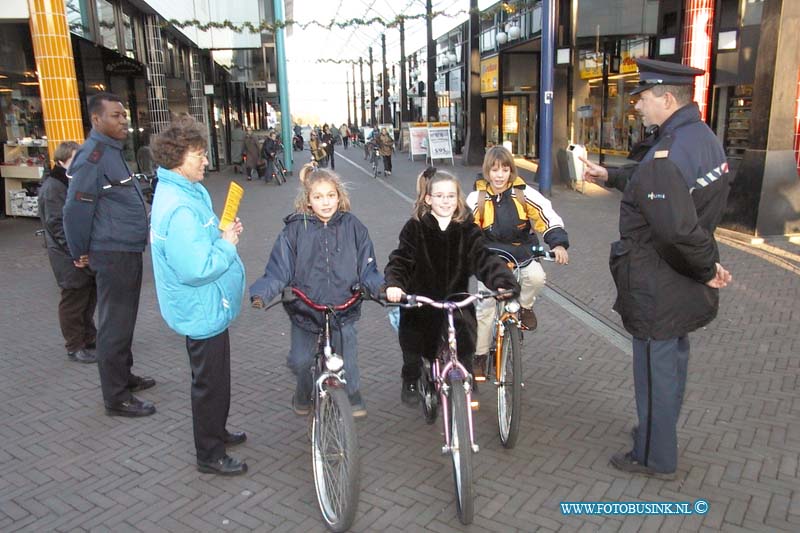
[630,58,705,95]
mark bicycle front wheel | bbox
[497,322,522,448]
[275,160,287,184]
[312,387,360,532]
[449,377,474,525]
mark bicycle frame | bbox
[403,294,485,454]
[487,246,555,377]
[290,287,361,394]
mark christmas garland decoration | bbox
[165,1,537,34]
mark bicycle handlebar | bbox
[489,246,556,270]
[288,286,362,312]
[385,289,512,309]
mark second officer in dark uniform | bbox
[597,59,733,478]
[63,92,157,417]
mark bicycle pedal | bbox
[474,376,486,382]
[470,400,480,410]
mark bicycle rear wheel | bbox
[419,359,437,424]
[312,387,360,532]
[449,377,474,525]
[497,322,522,448]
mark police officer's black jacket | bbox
[610,103,731,339]
[63,129,148,259]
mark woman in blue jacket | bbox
[150,115,248,476]
[250,165,384,418]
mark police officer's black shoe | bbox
[223,430,247,446]
[127,374,156,392]
[67,349,97,364]
[197,454,248,476]
[610,451,676,480]
[401,380,420,406]
[105,396,156,417]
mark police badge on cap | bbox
[630,58,705,95]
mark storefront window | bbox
[122,12,136,59]
[0,25,45,142]
[96,0,118,52]
[573,38,649,161]
[65,0,93,40]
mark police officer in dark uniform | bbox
[589,59,733,478]
[63,92,157,417]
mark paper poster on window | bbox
[503,104,518,134]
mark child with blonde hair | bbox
[250,165,383,417]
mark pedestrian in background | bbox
[242,128,261,181]
[587,58,733,479]
[63,92,156,417]
[38,140,97,364]
[230,121,245,174]
[261,129,280,183]
[339,123,349,149]
[378,127,394,176]
[321,124,336,170]
[150,115,248,476]
[250,165,384,418]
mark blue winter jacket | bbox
[150,167,245,339]
[249,210,384,333]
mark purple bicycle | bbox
[392,289,510,524]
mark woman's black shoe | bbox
[197,455,248,476]
[105,396,156,417]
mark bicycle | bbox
[388,289,509,525]
[267,145,288,185]
[261,287,361,532]
[368,143,382,179]
[481,247,555,449]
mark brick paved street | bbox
[0,147,798,532]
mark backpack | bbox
[474,179,526,224]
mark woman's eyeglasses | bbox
[187,151,209,159]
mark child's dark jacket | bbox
[250,211,384,332]
[384,212,519,357]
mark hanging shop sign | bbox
[480,55,499,94]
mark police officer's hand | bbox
[251,296,265,309]
[221,217,243,246]
[579,156,608,185]
[552,245,569,265]
[386,286,405,303]
[706,262,732,289]
[73,255,90,268]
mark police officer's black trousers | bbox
[186,329,231,463]
[92,251,142,405]
[631,336,690,474]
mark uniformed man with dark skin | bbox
[63,92,157,417]
[585,59,733,479]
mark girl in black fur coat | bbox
[384,168,520,406]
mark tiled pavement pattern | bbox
[0,147,798,532]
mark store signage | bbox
[409,126,428,159]
[426,126,454,164]
[102,48,144,75]
[480,56,499,94]
[245,81,266,89]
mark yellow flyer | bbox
[218,181,244,230]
